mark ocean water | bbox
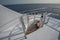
[4,4,45,12]
[4,4,60,12]
[4,4,60,19]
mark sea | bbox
[3,4,60,12]
[3,4,60,19]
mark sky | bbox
[0,0,60,5]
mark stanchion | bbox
[20,16,27,39]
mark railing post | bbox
[20,16,27,39]
[34,15,35,22]
[43,12,49,24]
[26,15,29,27]
[40,13,44,27]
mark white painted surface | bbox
[0,5,60,40]
[26,25,59,40]
[0,5,24,40]
[0,5,22,31]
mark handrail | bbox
[0,17,19,27]
[0,17,20,32]
[50,17,60,22]
[8,24,24,40]
[46,24,60,32]
[14,36,25,40]
[49,20,59,26]
[0,17,25,40]
[0,32,24,40]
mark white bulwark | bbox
[0,4,60,40]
